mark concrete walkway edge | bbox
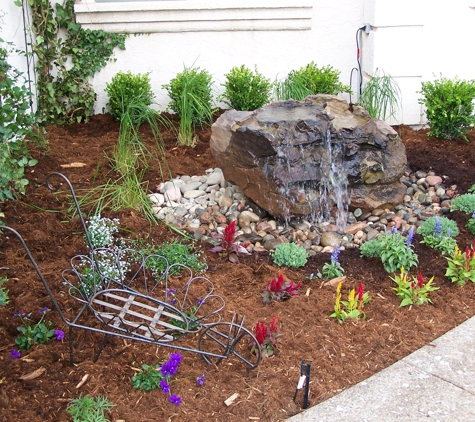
[287,316,475,422]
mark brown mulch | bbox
[1,114,475,421]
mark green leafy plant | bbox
[0,277,9,306]
[418,75,475,141]
[28,0,127,123]
[417,216,459,238]
[451,193,475,214]
[318,246,345,280]
[360,226,418,273]
[105,71,154,123]
[391,267,438,306]
[139,240,207,276]
[220,65,273,111]
[162,64,214,147]
[67,394,115,422]
[12,308,64,354]
[0,33,38,203]
[271,242,308,268]
[274,61,351,101]
[445,245,475,285]
[131,353,182,405]
[359,68,401,120]
[330,282,370,323]
[418,216,458,255]
[250,316,281,358]
[261,273,302,304]
[209,220,250,263]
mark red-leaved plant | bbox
[261,273,302,304]
[209,220,250,263]
[250,316,281,357]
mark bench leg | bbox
[93,334,109,363]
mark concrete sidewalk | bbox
[287,316,475,422]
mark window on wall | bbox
[74,0,313,33]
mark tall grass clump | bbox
[359,68,401,121]
[162,65,214,147]
[274,61,351,101]
[79,98,171,222]
[105,71,154,124]
[418,75,475,141]
[221,65,273,111]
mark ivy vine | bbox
[21,0,127,124]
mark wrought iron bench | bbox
[1,173,261,369]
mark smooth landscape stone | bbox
[164,186,182,201]
[426,175,443,186]
[320,232,340,247]
[183,190,206,199]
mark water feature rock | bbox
[210,95,407,222]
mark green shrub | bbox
[0,35,38,203]
[162,65,214,146]
[417,216,459,238]
[359,68,401,120]
[451,194,475,214]
[275,61,351,101]
[105,71,154,123]
[418,75,475,141]
[221,65,273,111]
[271,243,308,268]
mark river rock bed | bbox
[149,168,455,256]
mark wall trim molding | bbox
[74,0,314,32]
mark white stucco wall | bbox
[1,1,34,97]
[2,0,475,125]
[75,0,365,115]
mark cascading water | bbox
[317,129,349,230]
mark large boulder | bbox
[210,95,407,222]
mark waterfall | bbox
[317,129,349,230]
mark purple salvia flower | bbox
[169,394,181,406]
[169,353,182,364]
[472,211,475,219]
[13,310,24,318]
[434,216,442,237]
[159,379,170,393]
[391,224,398,234]
[196,374,205,386]
[446,228,452,237]
[405,226,415,246]
[10,349,21,359]
[330,246,340,263]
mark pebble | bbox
[149,168,454,253]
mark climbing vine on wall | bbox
[21,0,127,124]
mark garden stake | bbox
[293,361,311,409]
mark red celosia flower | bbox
[356,283,365,302]
[269,274,285,292]
[286,281,302,296]
[417,273,424,288]
[269,316,278,333]
[410,281,415,290]
[224,220,236,246]
[254,322,267,345]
